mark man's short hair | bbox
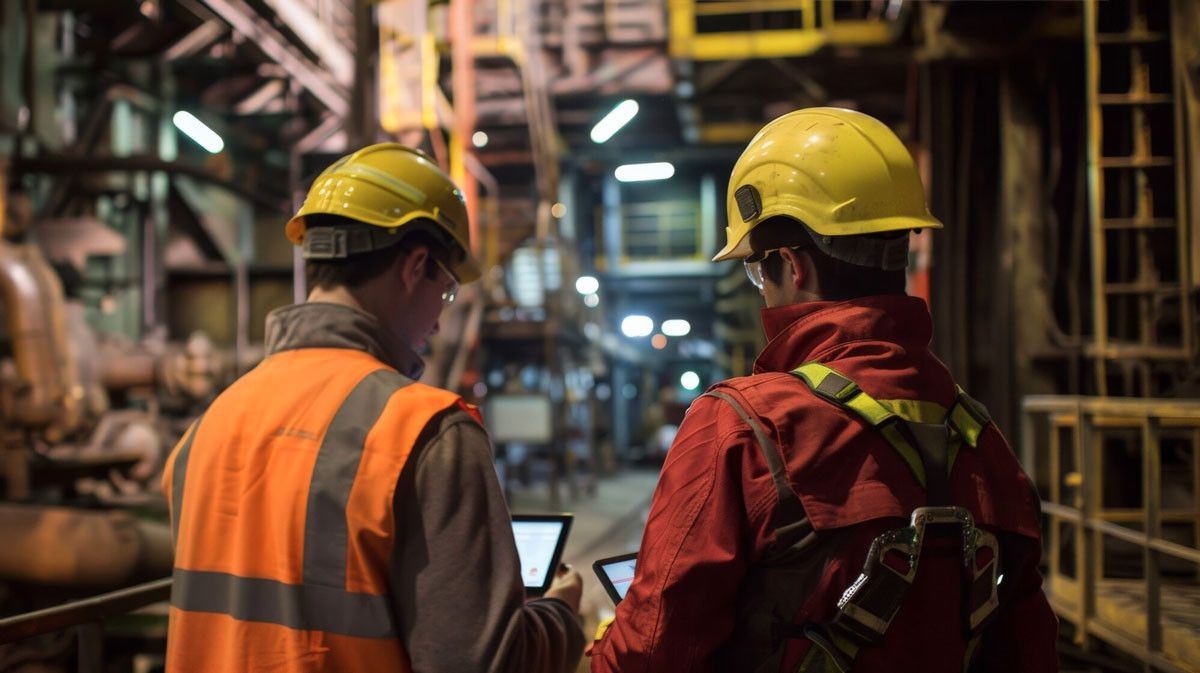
[302,214,455,291]
[751,217,907,301]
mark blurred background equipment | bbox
[0,1,1198,672]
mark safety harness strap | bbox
[706,390,807,525]
[775,364,1001,673]
[791,363,927,488]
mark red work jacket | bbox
[590,296,1057,673]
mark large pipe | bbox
[0,240,73,429]
[0,505,173,588]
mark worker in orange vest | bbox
[590,108,1057,672]
[162,144,585,672]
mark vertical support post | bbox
[1194,428,1200,582]
[1142,416,1162,659]
[602,174,623,270]
[76,623,103,673]
[234,204,252,375]
[449,0,479,257]
[1168,0,1194,356]
[1077,406,1096,644]
[1084,0,1108,394]
[289,148,306,305]
[349,0,374,148]
[1046,415,1060,582]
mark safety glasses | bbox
[743,248,783,291]
[744,243,815,290]
[432,258,459,305]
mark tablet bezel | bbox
[511,513,574,597]
[592,551,638,604]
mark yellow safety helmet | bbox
[714,107,942,270]
[286,143,481,283]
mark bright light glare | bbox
[575,275,600,295]
[662,319,691,337]
[172,111,224,153]
[620,315,654,338]
[590,99,639,144]
[680,371,701,391]
[472,131,489,148]
[584,293,600,308]
[614,162,675,183]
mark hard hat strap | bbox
[303,226,406,260]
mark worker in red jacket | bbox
[590,108,1057,673]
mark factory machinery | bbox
[0,187,244,672]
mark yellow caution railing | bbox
[1023,396,1200,673]
[668,0,896,61]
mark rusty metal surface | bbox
[0,505,172,588]
[0,240,80,434]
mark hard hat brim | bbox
[711,212,943,262]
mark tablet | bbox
[593,552,637,604]
[511,514,573,596]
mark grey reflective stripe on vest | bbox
[304,368,409,586]
[170,417,203,546]
[706,391,805,523]
[172,568,397,638]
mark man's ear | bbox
[778,247,810,292]
[397,245,429,290]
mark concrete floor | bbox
[507,467,660,672]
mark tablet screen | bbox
[512,519,568,590]
[599,556,637,601]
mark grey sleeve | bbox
[390,410,585,673]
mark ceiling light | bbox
[662,319,691,337]
[590,99,639,144]
[614,162,674,183]
[173,111,224,153]
[680,371,701,391]
[472,131,489,148]
[575,275,599,295]
[620,315,653,338]
[584,293,600,308]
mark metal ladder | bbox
[1084,0,1192,396]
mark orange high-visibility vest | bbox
[162,348,466,672]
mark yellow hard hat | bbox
[286,143,481,283]
[714,107,942,267]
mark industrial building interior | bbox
[0,0,1198,671]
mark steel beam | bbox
[261,0,353,86]
[182,0,348,117]
[164,19,227,61]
